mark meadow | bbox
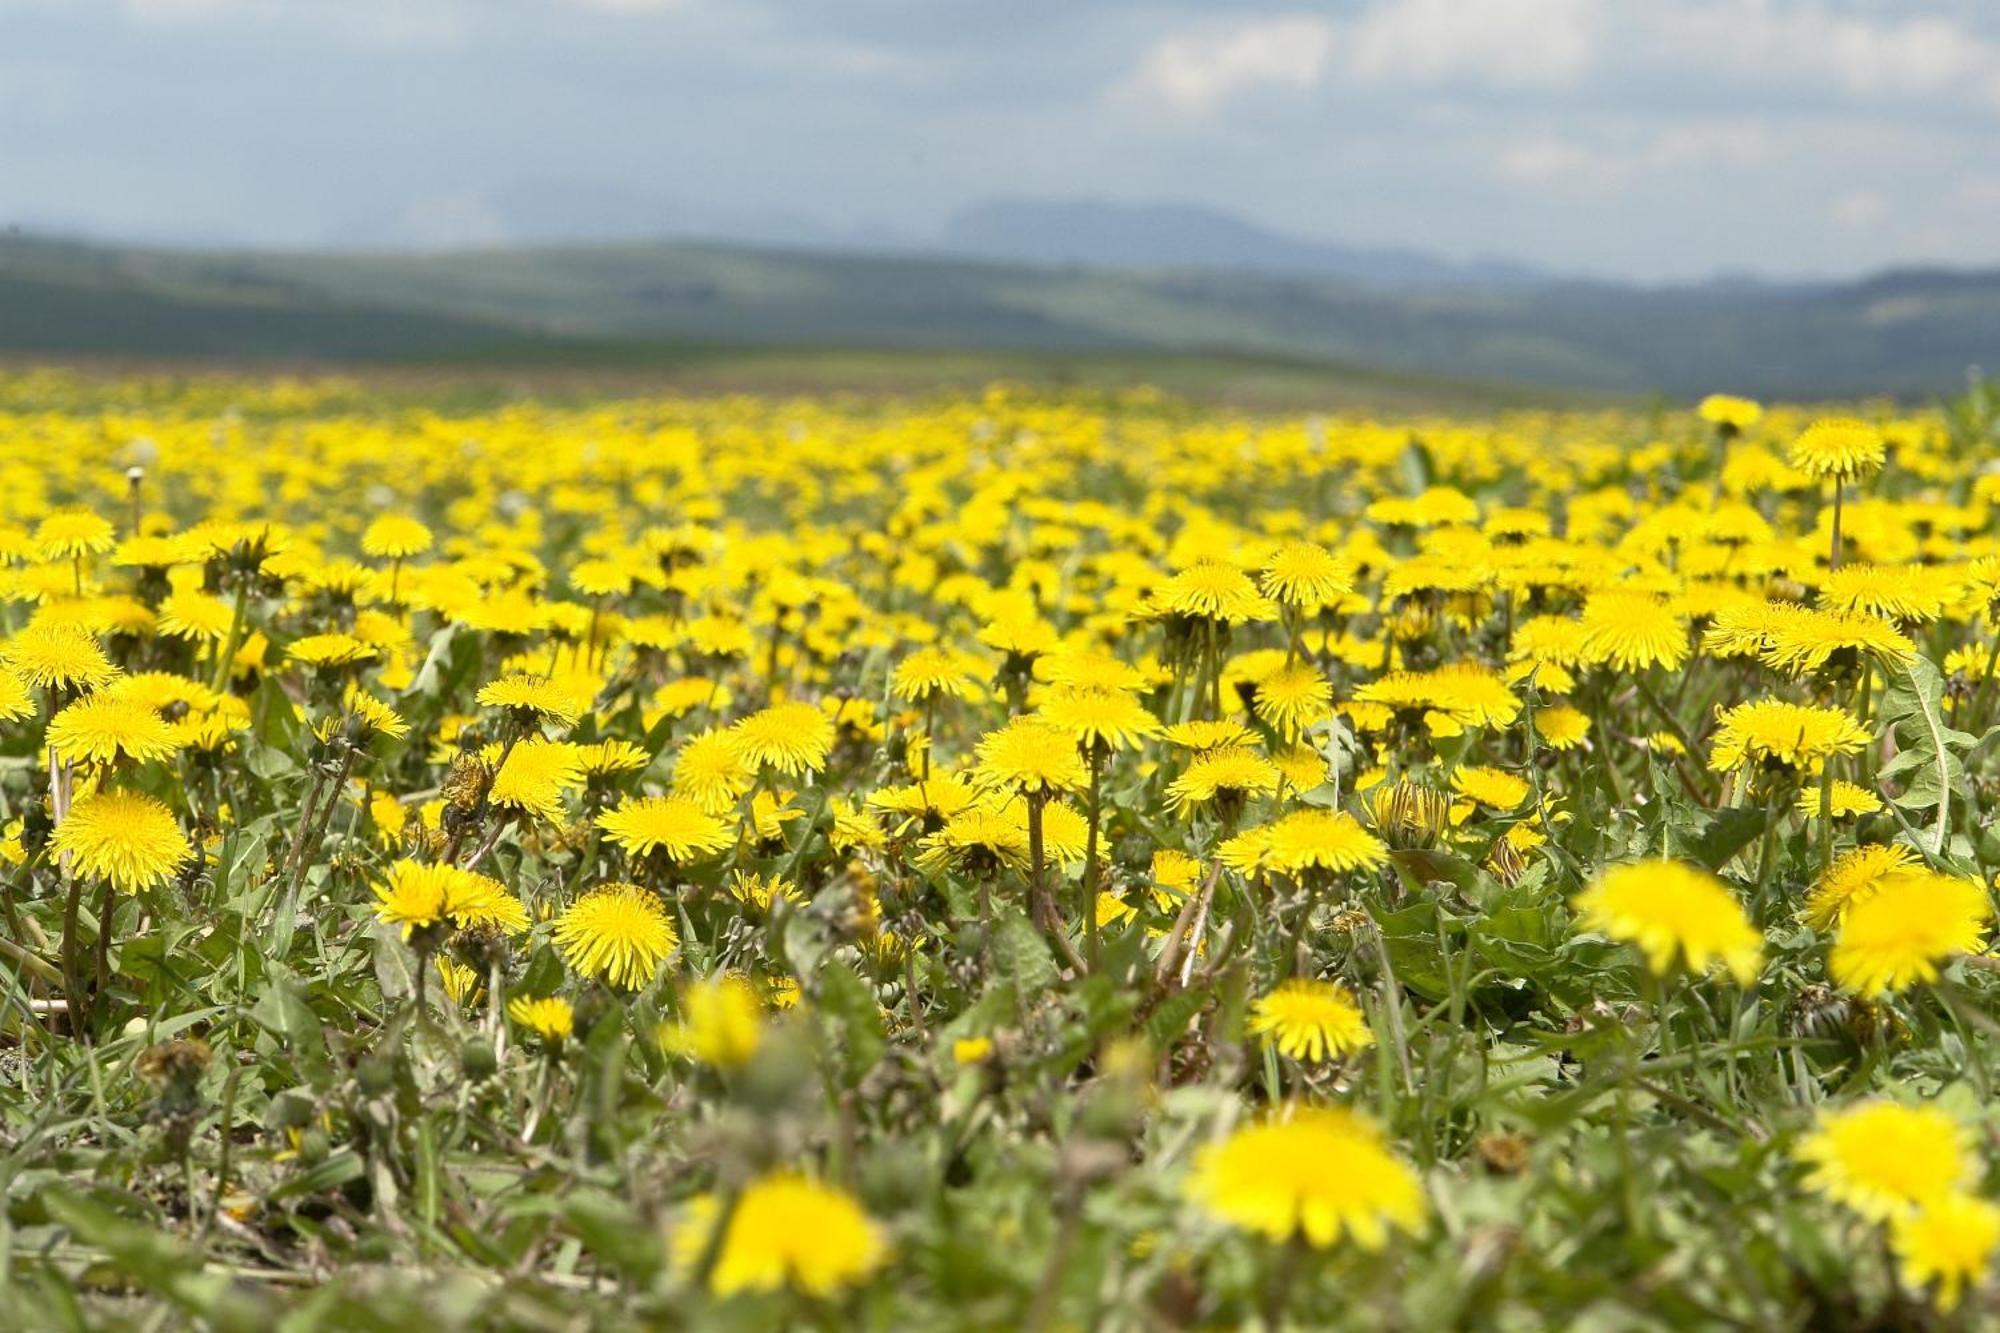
[2,368,2000,1329]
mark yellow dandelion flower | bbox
[1165,745,1281,815]
[727,870,800,912]
[477,671,588,726]
[596,794,732,863]
[890,646,984,703]
[1269,743,1330,790]
[507,995,574,1044]
[362,514,434,560]
[1247,979,1373,1061]
[1096,891,1137,928]
[1253,661,1333,738]
[680,1171,887,1298]
[0,673,34,722]
[1036,686,1160,752]
[5,623,120,692]
[372,860,521,939]
[1260,541,1353,609]
[1217,824,1277,879]
[449,870,530,934]
[568,557,633,599]
[914,807,1028,875]
[1820,564,1950,625]
[748,789,804,842]
[1698,394,1763,432]
[1571,860,1761,984]
[369,789,408,845]
[1893,1192,2000,1313]
[1186,1104,1425,1249]
[1708,699,1868,776]
[1160,719,1256,751]
[660,975,763,1066]
[576,739,651,777]
[1037,800,1090,865]
[1534,704,1591,750]
[1151,848,1202,907]
[973,716,1088,796]
[46,694,179,767]
[436,956,485,1008]
[331,689,410,741]
[731,701,835,776]
[34,510,116,561]
[1804,843,1917,930]
[554,882,679,988]
[868,773,983,833]
[1790,417,1885,481]
[670,729,753,815]
[1450,765,1530,811]
[489,738,586,823]
[1578,592,1689,673]
[1261,809,1390,878]
[1829,869,1990,997]
[1150,560,1276,624]
[1796,1100,1973,1221]
[155,589,236,643]
[287,633,377,668]
[49,788,191,893]
[1036,647,1149,693]
[1760,606,1915,674]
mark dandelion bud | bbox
[1365,780,1450,851]
[356,1051,397,1097]
[136,1037,212,1151]
[461,1035,498,1082]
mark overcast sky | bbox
[5,0,1999,280]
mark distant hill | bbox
[0,231,1995,399]
[309,186,1543,288]
[941,197,1545,289]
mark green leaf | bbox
[1390,847,1480,894]
[372,921,415,1001]
[1681,807,1769,872]
[1878,656,1967,855]
[560,1190,661,1283]
[254,966,330,1084]
[1375,900,1454,1000]
[817,961,885,1087]
[991,907,1058,998]
[40,1188,269,1331]
[1144,985,1210,1048]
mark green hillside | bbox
[3,233,1995,399]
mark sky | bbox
[4,0,1999,281]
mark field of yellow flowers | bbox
[5,369,2000,1328]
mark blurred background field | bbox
[2,228,1995,408]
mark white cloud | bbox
[562,0,692,13]
[1637,2,2000,111]
[1495,137,1599,185]
[1118,1,1593,115]
[119,0,468,51]
[1119,1,2000,122]
[1346,0,1595,90]
[1830,188,1888,230]
[389,192,509,250]
[120,0,263,16]
[1117,15,1336,113]
[1495,122,1777,187]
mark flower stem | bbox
[1083,747,1104,969]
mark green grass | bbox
[8,378,2000,1327]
